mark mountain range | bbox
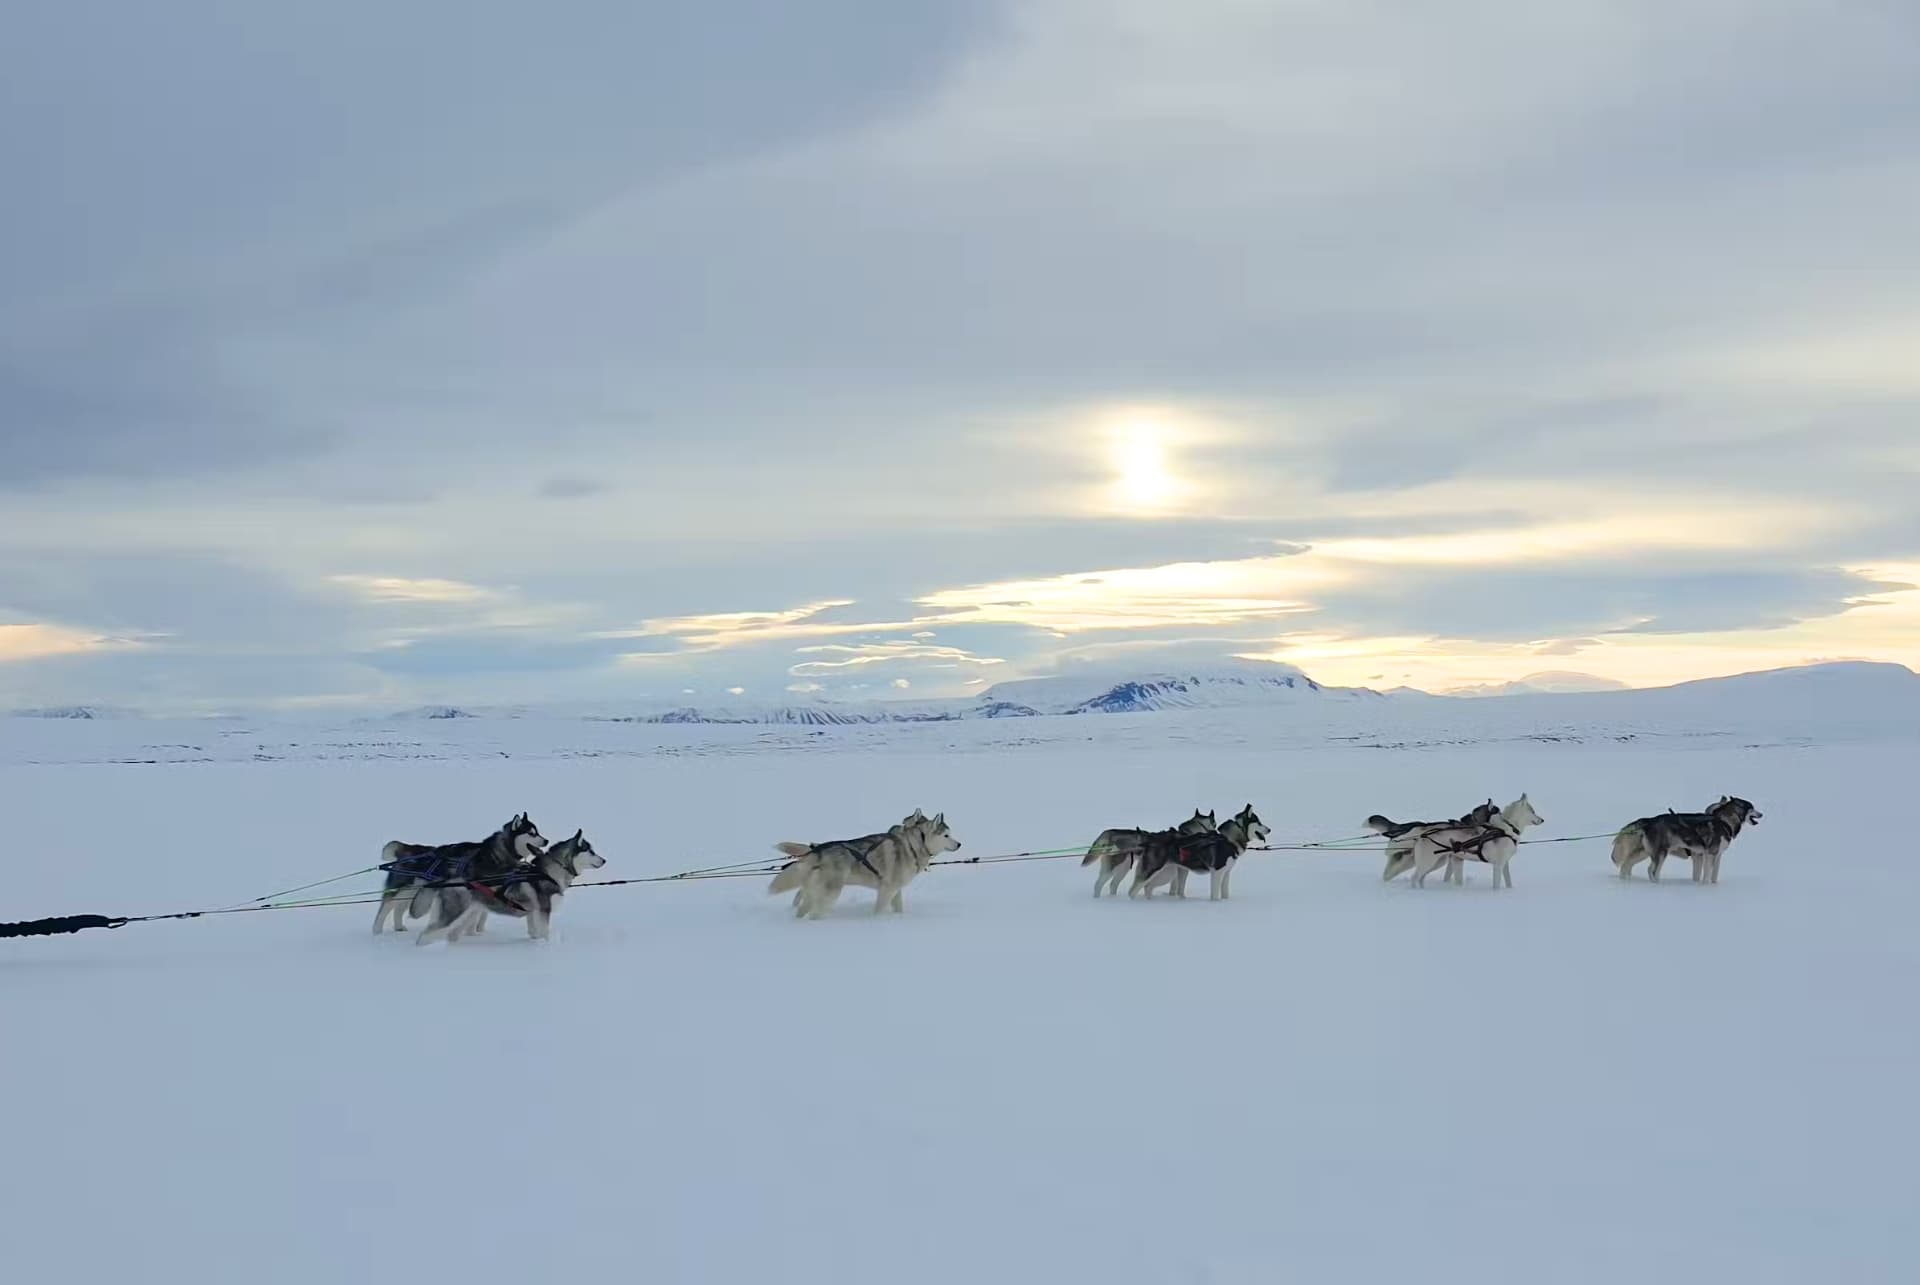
[11,659,1917,725]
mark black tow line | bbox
[0,914,131,939]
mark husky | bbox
[1611,797,1761,883]
[1370,800,1499,883]
[768,811,961,919]
[1131,805,1271,901]
[1084,809,1216,898]
[372,813,546,934]
[414,830,606,946]
[1407,795,1544,889]
[780,809,923,912]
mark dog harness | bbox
[467,868,545,908]
[383,848,470,883]
[1437,821,1517,862]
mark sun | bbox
[1109,415,1179,510]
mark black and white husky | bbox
[768,810,961,919]
[414,830,606,946]
[1612,797,1761,883]
[1083,809,1216,898]
[1370,801,1498,883]
[372,813,547,934]
[1131,805,1271,901]
[1407,795,1544,889]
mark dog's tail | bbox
[1610,822,1646,870]
[769,843,814,894]
[1366,814,1418,839]
[380,840,407,864]
[1082,832,1122,867]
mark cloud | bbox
[604,600,877,654]
[0,620,141,664]
[787,642,1005,675]
[328,575,501,604]
[538,477,612,499]
[4,2,1918,708]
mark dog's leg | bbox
[381,889,416,932]
[890,888,906,914]
[415,900,457,947]
[1648,851,1664,883]
[446,903,483,943]
[808,871,843,920]
[1220,860,1234,900]
[1415,849,1446,889]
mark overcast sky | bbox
[3,1,1918,711]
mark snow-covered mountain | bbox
[1507,660,1920,720]
[1448,671,1631,698]
[566,658,1920,726]
[591,660,1381,723]
[975,660,1379,714]
[5,704,141,720]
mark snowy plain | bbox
[4,678,1918,1283]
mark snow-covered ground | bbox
[5,700,1916,1282]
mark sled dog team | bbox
[377,793,1762,942]
[373,813,605,945]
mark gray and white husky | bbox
[769,811,961,919]
[1084,809,1216,898]
[414,829,606,946]
[1611,796,1761,883]
[1408,795,1544,889]
[372,812,547,934]
[1370,801,1498,883]
[778,810,922,913]
[1131,805,1271,901]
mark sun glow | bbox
[1112,418,1174,507]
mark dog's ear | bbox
[935,811,945,826]
[572,828,583,841]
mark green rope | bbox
[221,865,381,911]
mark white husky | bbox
[1408,795,1545,890]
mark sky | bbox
[3,0,1919,712]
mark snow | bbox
[5,687,1918,1283]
